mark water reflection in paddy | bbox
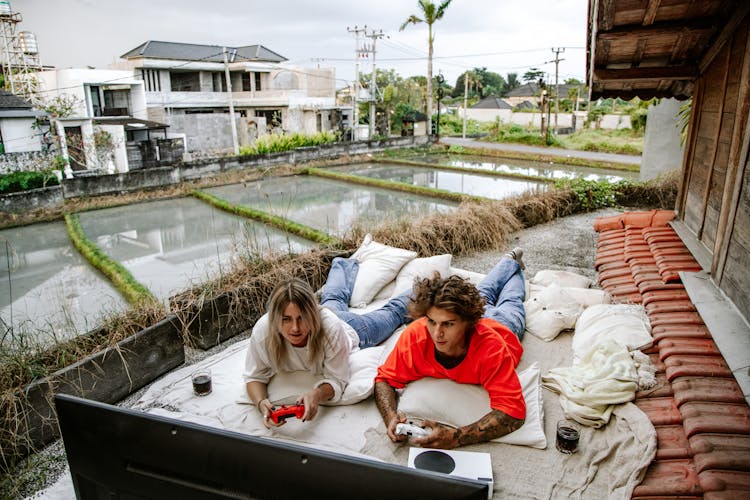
[204,175,458,237]
[0,222,128,345]
[78,197,312,304]
[328,162,548,200]
[393,153,638,182]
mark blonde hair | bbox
[266,278,325,366]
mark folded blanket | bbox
[542,339,645,427]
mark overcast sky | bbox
[18,0,588,88]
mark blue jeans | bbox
[320,258,411,348]
[477,257,526,340]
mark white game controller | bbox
[396,422,432,438]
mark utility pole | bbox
[347,25,367,141]
[551,47,565,134]
[223,46,239,156]
[462,72,469,139]
[365,29,385,139]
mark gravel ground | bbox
[15,207,623,499]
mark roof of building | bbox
[586,0,747,100]
[471,96,512,110]
[120,40,288,63]
[0,90,33,109]
[93,117,169,131]
[593,210,750,498]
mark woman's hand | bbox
[257,398,283,429]
[410,419,458,449]
[298,383,335,421]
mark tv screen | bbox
[55,394,489,500]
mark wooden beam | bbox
[699,0,750,73]
[593,65,697,82]
[675,77,703,220]
[598,0,615,32]
[598,20,714,42]
[643,0,662,26]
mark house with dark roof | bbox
[0,90,45,155]
[463,95,513,123]
[112,40,344,152]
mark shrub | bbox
[239,131,339,156]
[0,171,60,195]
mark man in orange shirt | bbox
[375,249,526,449]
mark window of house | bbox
[254,73,262,91]
[241,73,252,91]
[170,71,201,92]
[141,69,161,92]
[89,85,102,116]
[212,72,226,92]
[103,89,131,116]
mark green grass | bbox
[301,167,485,203]
[558,128,644,155]
[64,213,157,306]
[190,189,342,247]
[482,122,643,155]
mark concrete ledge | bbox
[0,185,63,213]
[681,270,750,406]
[0,314,184,469]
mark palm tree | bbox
[400,0,453,136]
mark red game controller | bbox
[269,404,305,424]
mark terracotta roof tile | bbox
[593,210,750,498]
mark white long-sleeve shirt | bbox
[243,307,360,402]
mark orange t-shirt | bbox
[375,317,525,419]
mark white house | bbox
[112,41,345,153]
[0,90,45,154]
[34,68,180,173]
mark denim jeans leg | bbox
[320,257,359,314]
[329,292,411,349]
[477,258,526,340]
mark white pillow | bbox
[266,345,385,406]
[392,254,452,297]
[349,234,417,307]
[572,304,653,363]
[531,270,593,289]
[524,284,584,341]
[397,363,546,449]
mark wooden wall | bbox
[678,15,750,320]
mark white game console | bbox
[408,447,493,500]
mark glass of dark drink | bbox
[191,369,212,396]
[556,419,580,454]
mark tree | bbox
[522,68,545,84]
[505,73,521,94]
[400,0,453,135]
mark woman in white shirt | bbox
[244,257,410,428]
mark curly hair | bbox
[408,273,486,328]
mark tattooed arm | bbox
[415,409,525,450]
[374,381,408,442]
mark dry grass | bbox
[343,200,522,257]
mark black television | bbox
[55,394,489,500]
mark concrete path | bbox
[440,136,642,166]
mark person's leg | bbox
[320,257,411,348]
[478,253,526,340]
[319,257,359,314]
[342,292,411,348]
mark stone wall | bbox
[0,151,55,174]
[1,136,430,212]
